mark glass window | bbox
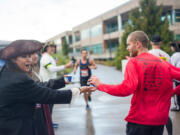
[76,48,81,53]
[69,48,73,53]
[161,11,173,25]
[54,39,61,45]
[91,24,102,37]
[81,29,90,40]
[168,14,173,25]
[107,40,118,52]
[175,9,180,22]
[176,35,180,40]
[82,46,90,52]
[105,22,118,34]
[92,43,103,54]
[105,17,118,34]
[74,32,80,42]
[68,35,73,44]
[122,20,128,30]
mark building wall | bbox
[46,0,180,59]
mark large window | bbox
[122,20,128,30]
[74,31,80,42]
[92,43,103,54]
[175,9,180,22]
[176,35,180,40]
[91,24,102,37]
[161,11,173,25]
[54,39,61,45]
[105,17,118,34]
[69,48,73,53]
[68,35,73,44]
[75,48,81,54]
[107,40,118,52]
[81,29,90,40]
[105,22,118,33]
[81,24,102,40]
[82,46,90,52]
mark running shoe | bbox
[86,104,90,110]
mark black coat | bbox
[34,77,66,135]
[0,66,72,135]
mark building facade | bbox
[0,41,11,49]
[46,0,180,59]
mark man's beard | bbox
[130,51,138,57]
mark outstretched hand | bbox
[88,75,101,90]
[79,86,92,93]
[65,61,73,68]
[64,75,71,84]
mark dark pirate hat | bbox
[43,44,56,53]
[0,40,43,60]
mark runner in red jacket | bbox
[88,31,180,135]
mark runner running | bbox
[74,49,97,109]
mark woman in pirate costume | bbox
[0,40,90,135]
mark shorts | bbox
[126,122,164,135]
[80,78,89,86]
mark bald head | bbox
[128,31,149,48]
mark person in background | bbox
[170,42,180,112]
[0,40,91,135]
[40,44,73,82]
[73,49,97,109]
[39,44,73,128]
[88,31,180,135]
[149,35,173,135]
[149,35,170,62]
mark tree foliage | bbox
[115,0,174,69]
[62,38,69,56]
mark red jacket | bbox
[98,52,180,125]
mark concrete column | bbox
[66,35,69,44]
[72,33,76,54]
[72,32,75,44]
[117,15,122,32]
[172,9,175,24]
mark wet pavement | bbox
[53,64,180,135]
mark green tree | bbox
[62,38,69,56]
[160,16,174,54]
[115,0,174,69]
[115,23,132,69]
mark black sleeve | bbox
[13,75,72,104]
[38,77,66,89]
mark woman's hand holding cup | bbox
[64,75,72,84]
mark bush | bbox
[104,60,115,67]
[115,0,174,70]
[54,53,73,76]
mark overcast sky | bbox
[0,0,130,42]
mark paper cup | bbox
[65,75,72,83]
[90,84,95,87]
